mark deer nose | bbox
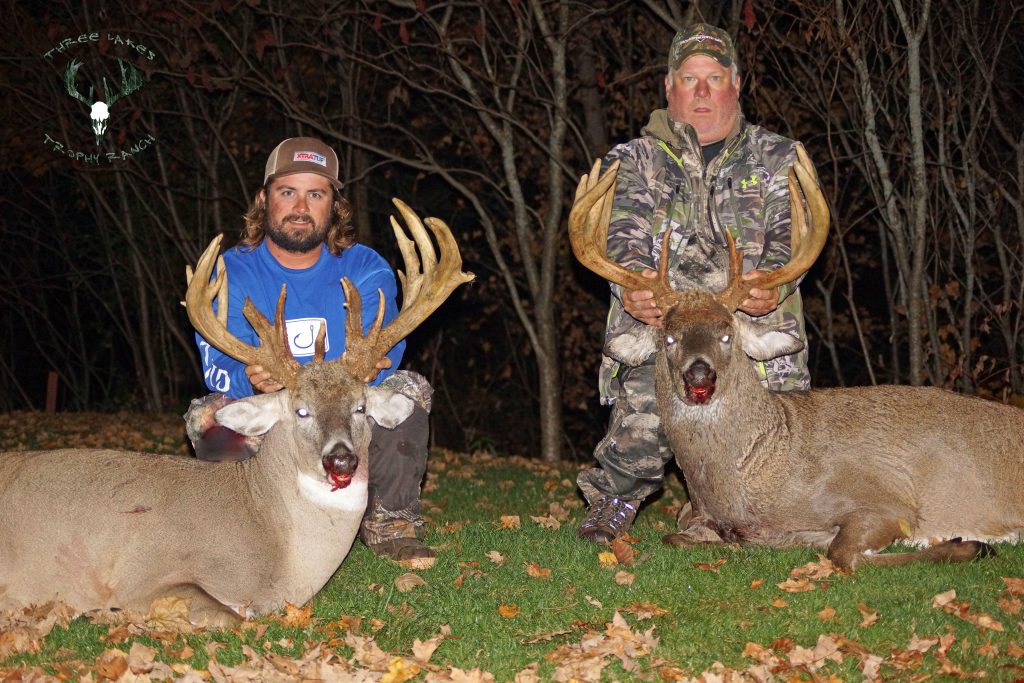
[322,452,358,477]
[684,360,716,387]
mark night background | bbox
[2,0,1023,463]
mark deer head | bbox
[569,145,829,404]
[185,199,474,488]
[64,58,144,146]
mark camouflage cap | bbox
[668,23,737,71]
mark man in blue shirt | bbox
[186,137,435,563]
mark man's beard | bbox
[264,212,329,254]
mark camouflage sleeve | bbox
[757,143,798,272]
[604,144,656,277]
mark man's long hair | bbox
[239,184,356,256]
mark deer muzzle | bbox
[683,360,717,405]
[322,452,359,491]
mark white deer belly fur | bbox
[297,473,367,512]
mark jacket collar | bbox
[642,108,744,152]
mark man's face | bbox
[261,173,333,254]
[665,54,740,145]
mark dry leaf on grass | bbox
[146,596,194,632]
[530,514,561,530]
[585,596,603,608]
[395,573,428,593]
[932,588,1005,632]
[623,602,668,619]
[694,558,727,573]
[749,579,765,589]
[777,577,815,593]
[818,605,837,621]
[525,562,551,579]
[857,602,879,627]
[279,601,313,627]
[611,537,635,565]
[598,551,618,567]
[486,550,505,566]
[770,597,789,609]
[497,603,520,618]
[614,570,636,585]
[498,514,521,530]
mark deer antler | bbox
[338,199,475,382]
[184,234,314,391]
[569,145,829,314]
[104,59,144,107]
[64,59,93,107]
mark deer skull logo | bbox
[63,58,144,146]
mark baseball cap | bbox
[264,137,343,190]
[668,23,737,71]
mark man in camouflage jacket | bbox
[577,23,812,543]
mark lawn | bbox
[1,411,1022,681]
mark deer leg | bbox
[662,505,726,548]
[163,584,244,629]
[828,515,994,569]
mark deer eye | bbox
[296,407,310,418]
[665,335,676,346]
[720,334,731,344]
[355,404,366,414]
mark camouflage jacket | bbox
[598,109,811,404]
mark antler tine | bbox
[64,59,92,106]
[339,200,475,382]
[184,235,301,390]
[717,144,830,311]
[568,159,678,306]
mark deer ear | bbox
[364,387,415,429]
[215,391,289,436]
[735,317,804,361]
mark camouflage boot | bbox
[360,371,436,566]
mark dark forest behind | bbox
[2,0,1022,462]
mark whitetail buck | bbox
[0,200,472,625]
[569,147,1024,569]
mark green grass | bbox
[2,413,1023,681]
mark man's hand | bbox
[738,269,780,316]
[246,365,284,394]
[622,268,663,328]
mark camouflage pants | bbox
[184,370,433,545]
[577,361,672,505]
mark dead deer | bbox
[0,200,473,626]
[569,146,1024,569]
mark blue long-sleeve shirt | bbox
[196,240,405,398]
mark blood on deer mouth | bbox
[322,452,358,490]
[683,360,717,404]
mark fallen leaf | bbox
[932,589,957,608]
[741,642,778,665]
[498,515,521,530]
[412,635,442,662]
[1006,642,1024,657]
[898,518,914,537]
[977,642,999,658]
[146,596,193,632]
[530,514,561,530]
[380,656,420,683]
[770,598,789,609]
[611,537,635,565]
[525,562,551,579]
[614,570,635,585]
[694,558,727,573]
[624,601,668,619]
[1001,577,1024,595]
[777,577,815,593]
[498,603,520,618]
[598,551,618,567]
[857,602,879,627]
[395,573,428,593]
[818,605,836,621]
[280,601,313,627]
[96,648,128,680]
[486,550,505,566]
[585,596,603,608]
[749,579,765,590]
